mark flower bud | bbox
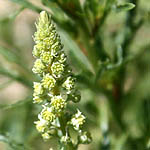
[78,131,92,144]
[60,134,71,144]
[68,90,81,103]
[42,132,51,140]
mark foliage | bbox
[0,0,150,150]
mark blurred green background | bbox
[0,0,150,149]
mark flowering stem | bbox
[32,11,92,150]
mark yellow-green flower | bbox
[43,37,54,50]
[42,74,56,90]
[35,119,47,133]
[51,42,62,56]
[51,95,66,112]
[58,52,66,63]
[32,45,41,58]
[33,82,44,95]
[40,51,53,64]
[32,59,46,74]
[34,12,52,43]
[41,107,55,122]
[42,132,51,140]
[33,95,43,104]
[51,62,64,78]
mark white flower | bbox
[70,109,85,130]
[62,76,75,94]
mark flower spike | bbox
[32,11,91,149]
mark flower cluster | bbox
[32,11,91,149]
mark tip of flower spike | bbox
[40,11,51,23]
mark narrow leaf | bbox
[0,46,34,80]
[0,67,32,88]
[116,3,135,12]
[107,45,123,69]
[9,0,42,12]
[41,0,69,22]
[0,96,32,110]
[0,46,20,64]
[59,29,94,74]
[0,133,29,150]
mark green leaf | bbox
[41,0,69,22]
[115,3,135,12]
[0,67,32,88]
[0,46,35,82]
[0,46,20,64]
[95,46,123,82]
[9,0,42,12]
[106,45,123,70]
[0,133,29,150]
[0,96,32,110]
[59,29,94,74]
[0,134,22,150]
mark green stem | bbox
[58,116,66,136]
[58,116,76,150]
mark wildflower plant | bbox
[32,11,92,149]
[0,0,149,149]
